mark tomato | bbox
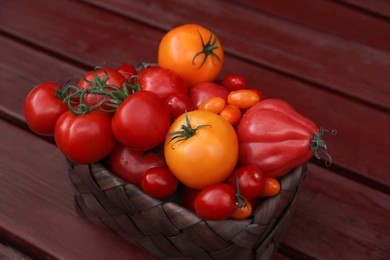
[116,64,137,81]
[165,94,196,120]
[141,167,179,199]
[24,82,68,136]
[236,99,324,178]
[198,96,225,114]
[221,74,247,91]
[158,24,224,86]
[109,144,166,186]
[138,66,188,101]
[227,89,261,109]
[231,201,252,220]
[77,68,127,111]
[219,104,242,126]
[227,165,265,200]
[260,177,281,197]
[194,183,235,220]
[112,91,171,151]
[189,82,229,107]
[164,110,238,189]
[54,110,116,164]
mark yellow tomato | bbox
[164,110,238,189]
[158,24,224,87]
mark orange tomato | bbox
[260,177,281,197]
[231,201,252,220]
[158,24,224,87]
[198,96,226,114]
[164,110,238,189]
[219,104,242,126]
[227,89,261,109]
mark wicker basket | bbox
[68,162,307,259]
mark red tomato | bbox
[260,177,281,197]
[221,74,247,91]
[227,165,266,200]
[24,82,68,136]
[165,94,196,120]
[111,91,171,151]
[77,68,127,110]
[141,167,179,199]
[109,144,166,186]
[54,110,116,164]
[138,66,188,101]
[189,82,229,107]
[231,201,253,220]
[194,183,236,220]
[116,64,137,81]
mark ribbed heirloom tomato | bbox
[158,24,224,87]
[164,110,238,190]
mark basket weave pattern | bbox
[68,162,306,259]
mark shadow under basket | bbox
[68,162,307,260]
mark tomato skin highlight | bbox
[24,82,68,136]
[164,110,238,190]
[158,24,224,86]
[109,144,166,187]
[194,183,236,220]
[54,110,116,164]
[112,91,171,151]
[141,167,179,199]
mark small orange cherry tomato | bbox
[231,201,252,220]
[198,96,226,114]
[158,24,224,87]
[219,104,242,126]
[260,177,281,197]
[227,89,261,109]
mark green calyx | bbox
[192,30,222,69]
[311,127,337,166]
[166,112,210,149]
[56,67,131,115]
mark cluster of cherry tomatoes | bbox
[24,24,322,221]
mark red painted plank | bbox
[228,0,390,51]
[78,0,390,111]
[0,119,155,260]
[0,3,389,186]
[338,0,390,18]
[282,164,390,259]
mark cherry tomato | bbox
[138,66,188,101]
[198,96,226,114]
[194,183,235,220]
[227,89,261,109]
[219,104,242,126]
[54,110,116,164]
[165,94,196,120]
[109,144,166,187]
[24,82,68,136]
[77,68,127,111]
[227,165,266,200]
[260,177,281,197]
[116,64,137,81]
[189,82,229,108]
[164,110,238,189]
[221,74,246,91]
[141,167,179,199]
[112,91,171,151]
[158,24,224,86]
[231,201,253,220]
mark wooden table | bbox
[1,0,389,259]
